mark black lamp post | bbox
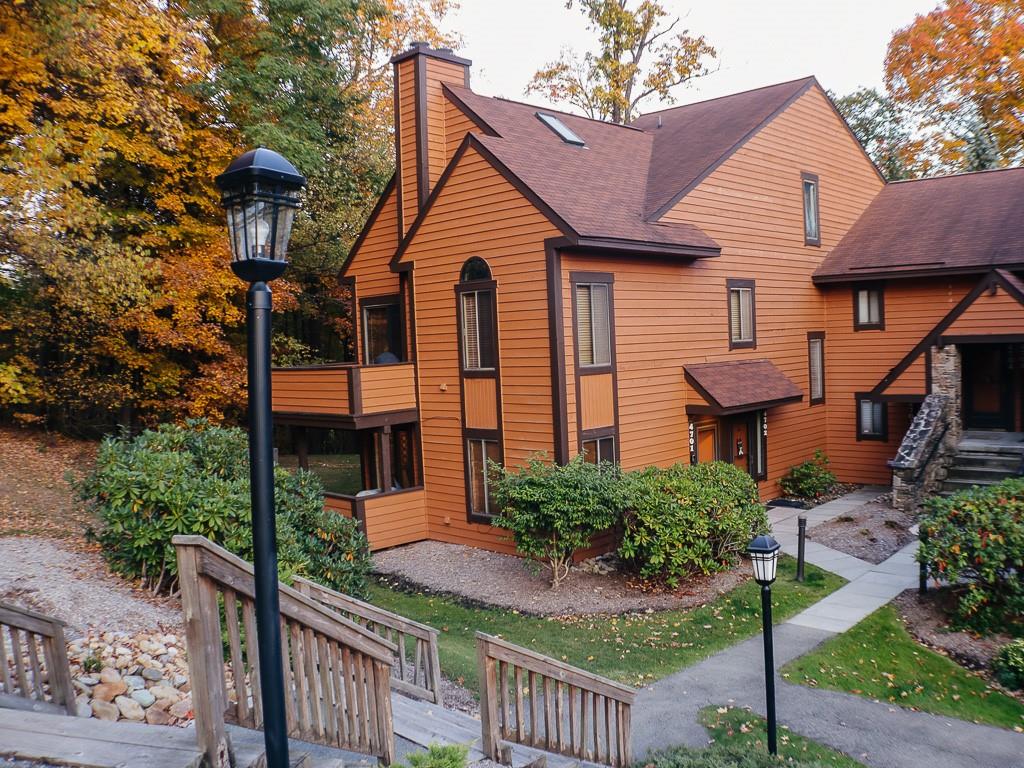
[216,147,305,768]
[748,533,782,756]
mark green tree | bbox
[527,0,716,124]
[831,87,920,180]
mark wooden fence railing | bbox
[173,536,396,767]
[295,576,442,704]
[477,633,636,768]
[0,602,75,716]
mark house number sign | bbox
[688,421,697,465]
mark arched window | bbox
[460,256,491,283]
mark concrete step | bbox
[950,451,1022,470]
[956,440,1024,457]
[941,477,1007,494]
[946,465,1020,482]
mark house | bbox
[270,43,1024,553]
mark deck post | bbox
[477,639,501,761]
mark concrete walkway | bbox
[632,488,1024,768]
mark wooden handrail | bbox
[477,633,635,768]
[173,536,396,766]
[0,602,75,716]
[295,576,442,704]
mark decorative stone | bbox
[131,688,156,708]
[149,697,172,712]
[91,699,120,721]
[142,667,163,682]
[123,675,147,690]
[149,684,182,702]
[172,674,188,688]
[92,681,127,702]
[75,693,93,718]
[146,706,173,725]
[99,667,121,684]
[115,695,145,721]
[168,696,193,719]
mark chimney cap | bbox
[391,42,472,68]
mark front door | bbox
[697,425,718,463]
[963,345,1013,430]
[728,419,749,472]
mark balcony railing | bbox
[271,362,417,426]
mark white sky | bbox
[445,0,938,112]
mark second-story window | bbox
[802,172,820,245]
[458,257,497,372]
[808,331,825,404]
[727,279,756,349]
[854,285,885,330]
[361,296,403,364]
[575,283,611,367]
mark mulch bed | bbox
[767,482,861,510]
[373,540,749,616]
[807,496,916,564]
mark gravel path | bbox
[373,541,747,615]
[807,497,916,564]
[0,537,181,636]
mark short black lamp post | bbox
[216,147,305,768]
[748,533,782,756]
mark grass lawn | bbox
[368,556,843,691]
[697,705,865,767]
[781,605,1024,731]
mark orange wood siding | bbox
[401,146,561,552]
[396,58,418,235]
[883,355,927,396]
[425,59,467,191]
[324,495,354,518]
[555,85,884,493]
[361,489,427,550]
[464,377,499,430]
[580,373,615,431]
[357,363,417,414]
[444,97,478,166]
[823,278,975,483]
[945,285,1024,336]
[271,367,351,414]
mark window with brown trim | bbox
[466,437,500,517]
[361,295,403,364]
[727,279,756,349]
[802,172,820,246]
[808,331,825,405]
[856,396,887,440]
[581,433,616,465]
[853,285,885,330]
[574,283,612,367]
[460,289,496,370]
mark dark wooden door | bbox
[963,345,1013,430]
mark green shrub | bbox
[779,449,837,499]
[993,639,1024,690]
[77,420,371,597]
[491,454,623,588]
[618,462,768,586]
[403,743,470,768]
[918,477,1024,632]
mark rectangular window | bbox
[808,332,825,405]
[727,279,756,348]
[461,290,496,370]
[582,435,615,465]
[857,397,887,440]
[854,285,884,330]
[575,283,611,367]
[802,172,820,245]
[467,438,500,517]
[362,299,403,364]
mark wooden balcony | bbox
[324,488,426,551]
[271,362,418,428]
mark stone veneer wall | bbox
[889,345,962,512]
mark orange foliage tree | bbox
[885,0,1024,173]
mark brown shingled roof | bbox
[815,168,1024,283]
[685,359,804,414]
[445,85,720,256]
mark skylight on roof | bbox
[536,112,585,146]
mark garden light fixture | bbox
[747,533,781,756]
[217,147,305,768]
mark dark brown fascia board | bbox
[339,175,397,278]
[389,134,577,272]
[869,269,1024,397]
[814,262,1024,285]
[645,77,816,222]
[683,368,803,415]
[390,44,472,68]
[441,84,500,137]
[271,408,419,430]
[415,55,430,209]
[567,236,720,260]
[545,237,572,465]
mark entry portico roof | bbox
[684,359,804,415]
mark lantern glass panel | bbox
[751,550,779,584]
[222,180,301,263]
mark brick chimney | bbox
[391,43,471,236]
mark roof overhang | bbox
[684,359,804,415]
[813,262,1024,285]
